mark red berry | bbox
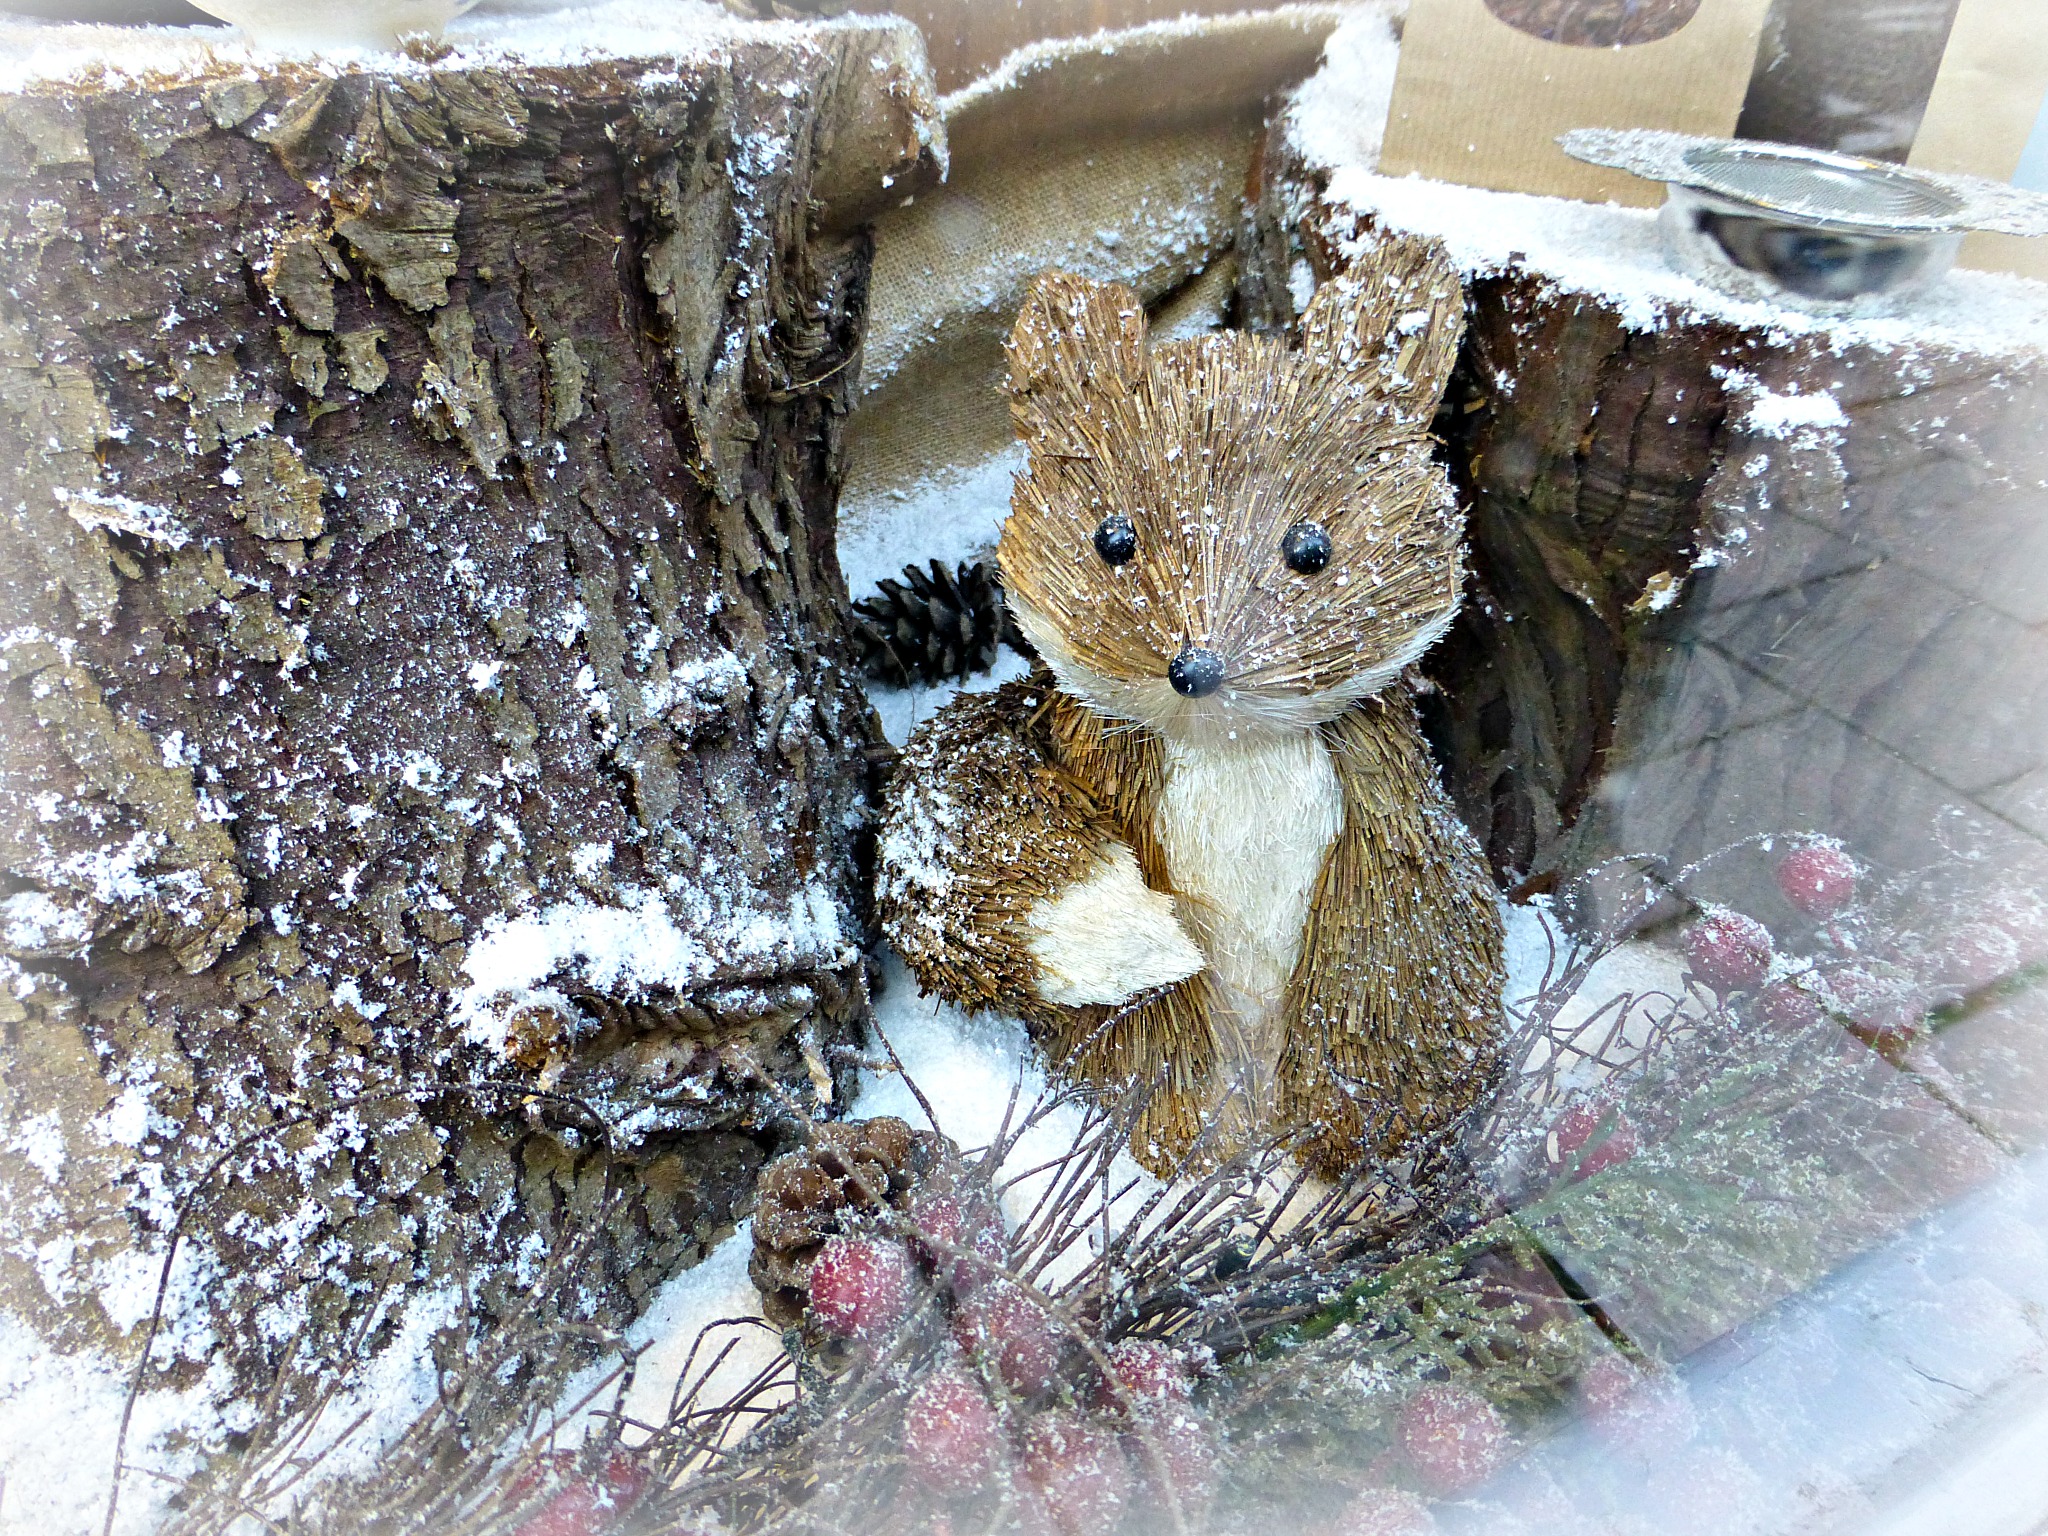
[1573,1353,1696,1454]
[807,1236,919,1341]
[906,1187,1008,1296]
[1334,1485,1438,1536]
[1395,1384,1512,1497]
[953,1283,1065,1397]
[1683,909,1774,994]
[510,1452,650,1536]
[1756,980,1822,1031]
[1125,1405,1218,1516]
[1021,1410,1134,1536]
[1547,1100,1637,1181]
[904,1368,1005,1498]
[1775,843,1857,918]
[1091,1339,1194,1413]
[1826,965,1925,1052]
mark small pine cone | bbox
[849,560,1025,688]
[750,1115,963,1327]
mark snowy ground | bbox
[533,652,2048,1536]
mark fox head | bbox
[997,235,1469,745]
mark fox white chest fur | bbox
[1155,731,1342,1110]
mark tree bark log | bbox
[0,16,936,1468]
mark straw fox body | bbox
[877,237,1505,1177]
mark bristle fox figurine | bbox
[877,234,1505,1177]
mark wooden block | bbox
[1379,0,1772,205]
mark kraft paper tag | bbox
[1909,0,2048,279]
[1379,0,1774,206]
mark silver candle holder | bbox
[1561,129,2048,314]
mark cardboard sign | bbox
[1379,0,1774,206]
[1909,0,2048,279]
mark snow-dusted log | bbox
[0,12,935,1482]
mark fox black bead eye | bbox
[1093,513,1138,566]
[1282,521,1332,574]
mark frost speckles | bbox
[94,1082,157,1149]
[877,779,965,910]
[0,889,93,957]
[397,751,444,792]
[1737,383,1848,440]
[331,979,387,1021]
[642,648,751,725]
[41,831,158,906]
[552,601,590,648]
[454,881,854,1054]
[8,1110,66,1182]
[54,487,191,548]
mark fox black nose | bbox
[1169,646,1225,698]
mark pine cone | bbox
[848,560,1028,688]
[750,1116,965,1327]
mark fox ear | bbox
[1004,272,1149,448]
[1297,232,1465,431]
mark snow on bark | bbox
[0,12,939,1521]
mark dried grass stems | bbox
[110,1079,639,1536]
[999,236,1468,741]
[154,834,2020,1532]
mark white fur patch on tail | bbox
[1026,842,1204,1007]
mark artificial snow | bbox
[865,641,1034,752]
[541,942,1162,1448]
[1276,35,2048,358]
[53,489,191,550]
[1315,169,2048,359]
[939,3,1349,128]
[1738,382,1852,439]
[0,1313,203,1536]
[455,881,855,1053]
[1283,4,1402,177]
[0,1,868,94]
[837,446,1027,606]
[0,889,92,958]
[550,1217,776,1445]
[3,8,2037,1529]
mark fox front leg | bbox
[878,683,1200,1019]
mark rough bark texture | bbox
[0,21,934,1453]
